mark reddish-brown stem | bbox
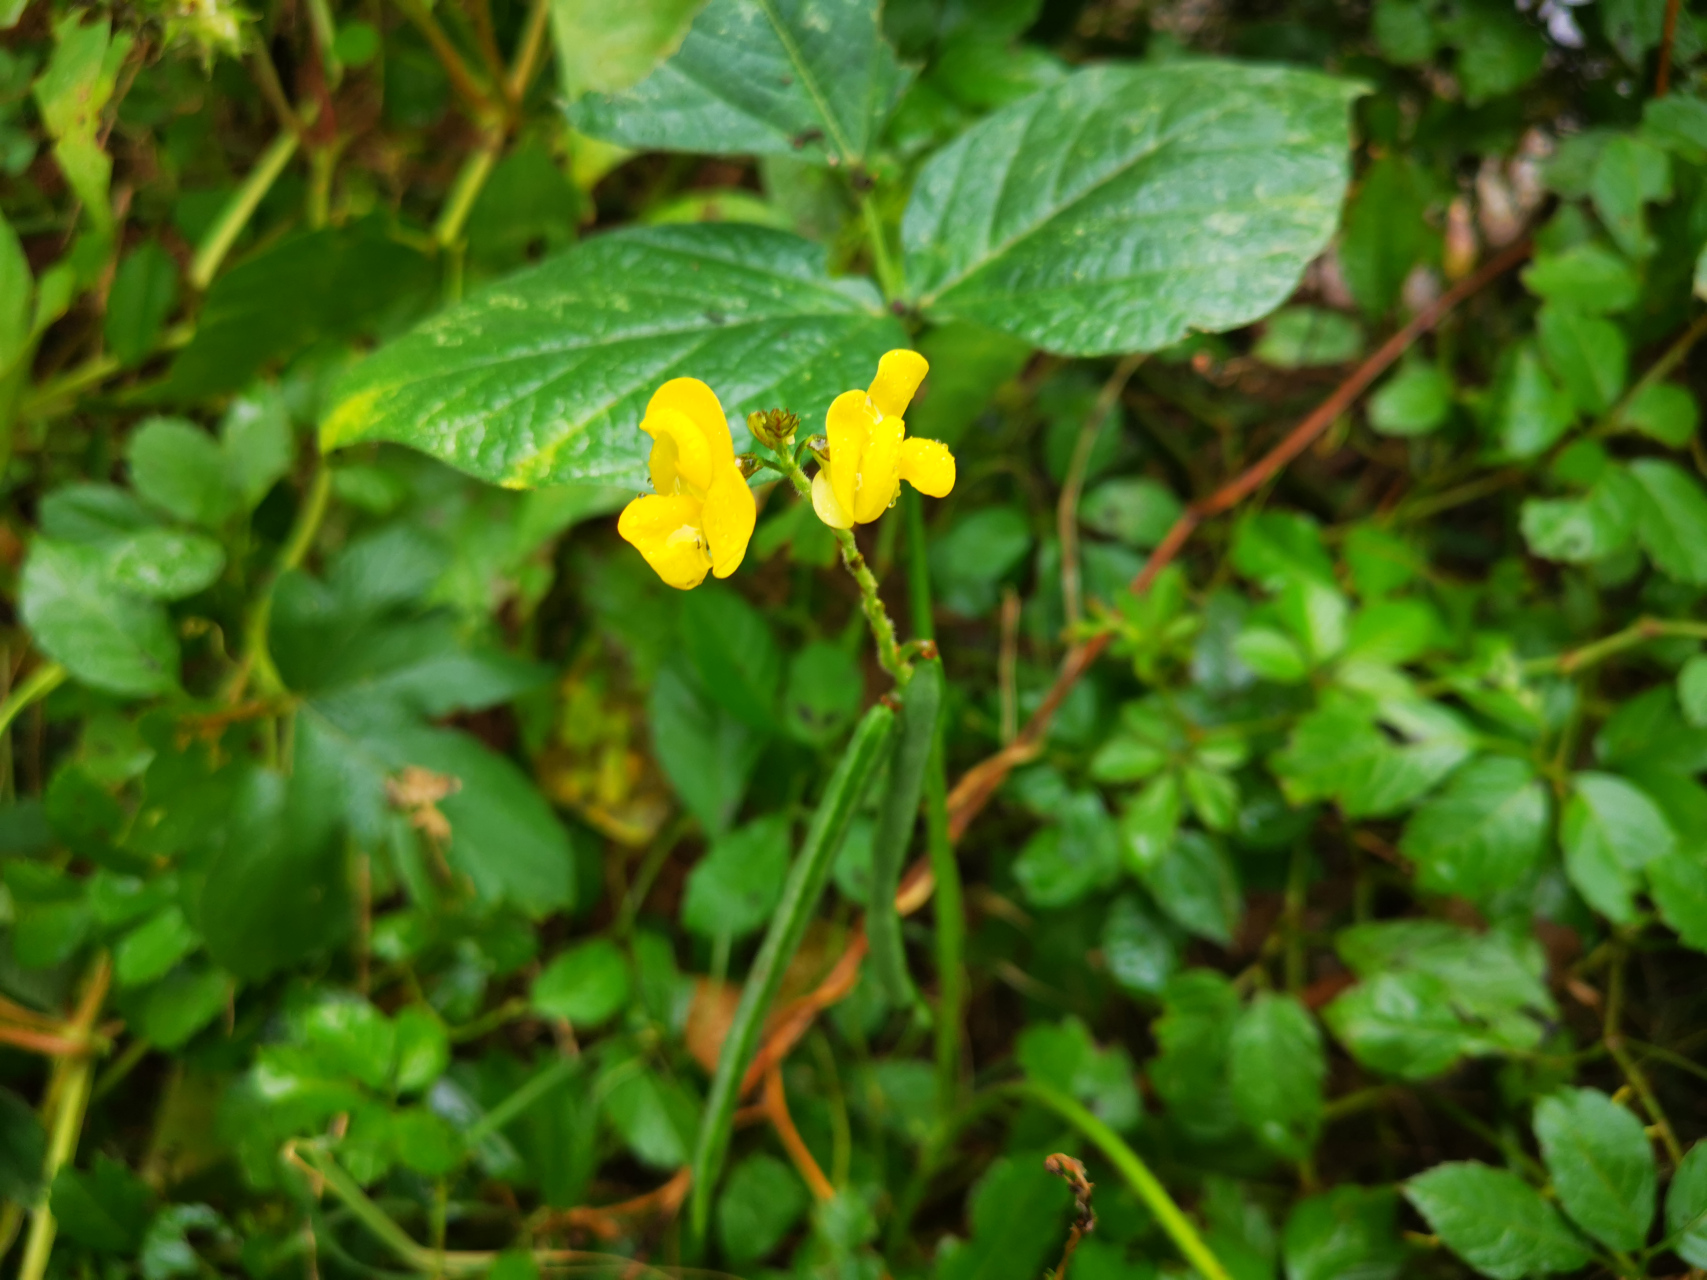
[1658,0,1683,96]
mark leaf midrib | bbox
[755,0,856,165]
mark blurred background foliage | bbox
[5,0,1707,1278]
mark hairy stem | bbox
[773,446,912,683]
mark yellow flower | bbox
[811,350,956,530]
[617,378,756,590]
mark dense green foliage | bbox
[5,0,1707,1277]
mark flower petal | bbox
[811,470,853,529]
[703,463,757,579]
[617,493,711,590]
[647,377,734,468]
[641,406,714,496]
[868,349,929,420]
[825,389,872,527]
[899,437,956,498]
[853,411,904,524]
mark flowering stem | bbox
[767,446,912,684]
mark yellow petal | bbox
[899,437,956,498]
[824,389,872,528]
[617,493,711,590]
[703,462,757,579]
[647,377,734,469]
[867,349,929,420]
[853,411,904,524]
[811,469,853,529]
[641,406,713,496]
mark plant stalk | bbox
[191,131,301,290]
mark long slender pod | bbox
[688,702,896,1239]
[867,658,943,1006]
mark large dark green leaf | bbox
[321,224,905,487]
[571,0,908,168]
[903,63,1361,355]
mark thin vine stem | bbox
[0,662,67,739]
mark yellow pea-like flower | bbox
[811,350,956,530]
[617,378,756,590]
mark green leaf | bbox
[1100,894,1178,996]
[903,63,1361,356]
[1080,477,1183,550]
[930,506,1032,615]
[1520,472,1638,565]
[105,242,179,367]
[0,1086,46,1205]
[782,641,862,744]
[650,655,765,835]
[1533,1087,1656,1251]
[1235,628,1310,686]
[143,965,230,1049]
[1591,134,1671,259]
[1014,790,1120,909]
[1015,1016,1141,1132]
[1372,0,1436,61]
[1399,757,1549,904]
[297,994,396,1090]
[1232,510,1336,590]
[1562,771,1675,923]
[532,939,631,1027]
[935,1156,1072,1280]
[392,1106,463,1175]
[393,1005,449,1094]
[220,388,296,510]
[1339,156,1437,316]
[1621,380,1699,447]
[604,1063,699,1168]
[573,0,909,168]
[1630,458,1707,585]
[683,585,782,732]
[1521,242,1640,314]
[1536,304,1627,414]
[127,418,239,528]
[1282,1186,1403,1280]
[198,769,350,981]
[1142,829,1240,945]
[1119,773,1181,873]
[385,727,578,915]
[1368,358,1452,436]
[1149,969,1241,1142]
[1255,307,1365,369]
[1325,921,1554,1079]
[323,224,903,487]
[104,529,226,601]
[1665,1140,1707,1268]
[550,0,707,98]
[1404,1162,1589,1280]
[51,1158,153,1253]
[682,812,792,940]
[1680,655,1707,729]
[114,906,199,988]
[1229,993,1324,1159]
[1437,0,1543,103]
[1497,343,1576,458]
[20,540,179,697]
[33,14,131,234]
[716,1153,807,1269]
